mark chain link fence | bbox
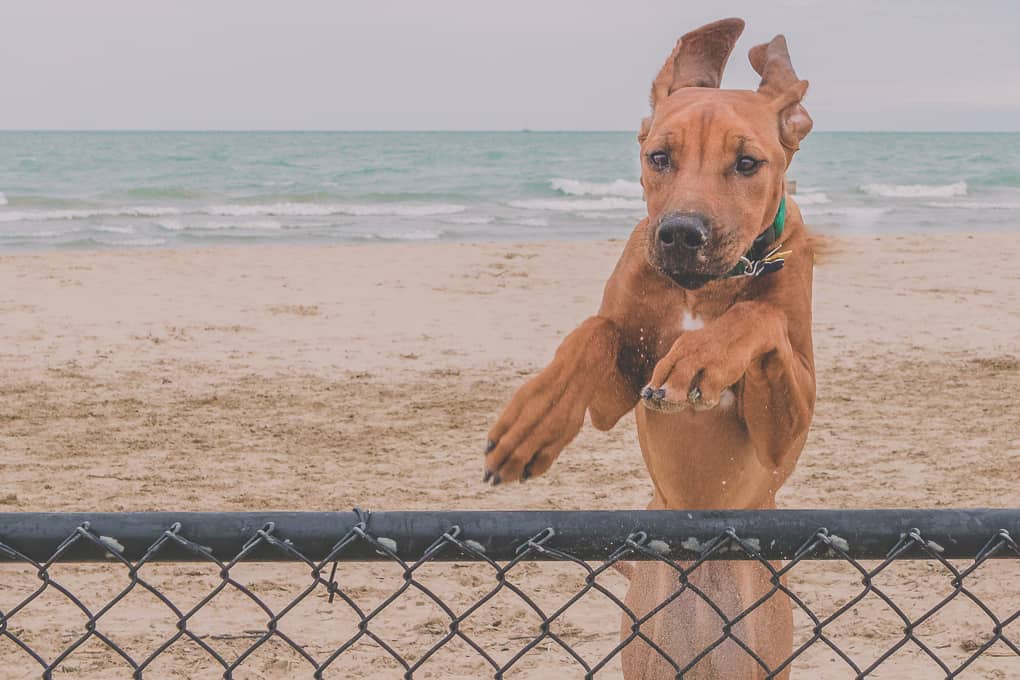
[1,510,1019,679]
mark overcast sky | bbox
[2,0,1018,131]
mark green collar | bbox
[725,194,789,278]
[772,193,787,239]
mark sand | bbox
[0,232,1018,678]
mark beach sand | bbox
[0,233,1018,678]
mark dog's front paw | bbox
[641,332,748,412]
[483,366,588,485]
[639,385,689,413]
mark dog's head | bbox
[639,18,812,289]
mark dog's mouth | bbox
[648,253,738,290]
[656,265,718,290]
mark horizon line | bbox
[1,128,1019,134]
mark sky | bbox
[2,0,1018,132]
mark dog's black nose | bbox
[657,213,709,250]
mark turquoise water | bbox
[0,132,1018,250]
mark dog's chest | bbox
[679,309,705,332]
[628,307,709,364]
[669,306,714,343]
[634,306,714,363]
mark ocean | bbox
[0,131,1017,251]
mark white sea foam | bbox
[512,217,550,227]
[334,203,466,217]
[0,202,467,223]
[0,229,63,239]
[0,206,181,223]
[925,200,1020,210]
[508,197,646,212]
[204,204,328,217]
[550,177,643,198]
[859,181,967,198]
[90,225,136,235]
[0,192,6,206]
[397,229,444,240]
[102,237,168,247]
[204,203,465,218]
[354,229,446,241]
[793,192,831,205]
[155,217,286,232]
[201,219,285,231]
[443,215,495,225]
[154,219,185,231]
[801,205,891,223]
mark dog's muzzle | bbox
[652,212,719,289]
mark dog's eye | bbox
[735,156,762,176]
[647,151,671,171]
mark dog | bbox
[482,18,816,679]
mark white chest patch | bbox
[680,310,704,332]
[718,388,736,410]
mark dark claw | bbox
[654,388,666,400]
[485,439,495,454]
[522,467,531,481]
[640,386,653,399]
[491,474,502,487]
[483,470,492,483]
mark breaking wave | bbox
[442,215,495,225]
[859,181,967,198]
[511,217,550,227]
[0,206,182,223]
[925,200,1020,210]
[204,203,466,218]
[550,178,643,198]
[0,202,467,223]
[507,197,645,212]
[91,225,136,234]
[352,229,447,241]
[101,237,168,247]
[793,192,831,205]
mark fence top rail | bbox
[0,509,1017,564]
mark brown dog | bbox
[483,18,816,679]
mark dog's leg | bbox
[644,300,814,471]
[483,315,635,483]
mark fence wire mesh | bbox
[1,510,1019,679]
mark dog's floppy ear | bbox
[649,18,745,114]
[749,35,813,154]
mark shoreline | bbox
[1,225,1018,258]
